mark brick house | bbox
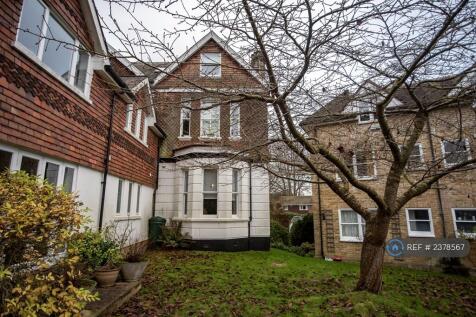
[270,194,313,213]
[138,31,271,251]
[0,0,162,240]
[301,79,476,267]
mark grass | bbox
[115,249,475,316]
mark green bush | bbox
[289,214,314,246]
[159,220,191,249]
[70,227,122,270]
[271,221,289,246]
[0,170,97,315]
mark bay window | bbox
[17,0,91,94]
[201,100,220,138]
[203,169,218,215]
[339,209,366,242]
[183,170,190,215]
[405,208,434,237]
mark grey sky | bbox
[95,0,211,61]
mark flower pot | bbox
[121,261,149,282]
[94,268,120,287]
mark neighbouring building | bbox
[270,194,313,213]
[301,79,476,267]
[0,0,162,240]
[137,31,271,251]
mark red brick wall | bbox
[0,0,158,187]
[154,40,268,158]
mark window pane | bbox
[74,48,89,91]
[125,104,133,130]
[134,110,142,137]
[203,169,217,192]
[455,222,476,234]
[136,185,141,214]
[341,210,358,223]
[232,169,239,192]
[455,209,476,221]
[127,182,133,214]
[203,193,217,215]
[232,193,238,215]
[20,156,39,175]
[342,224,359,237]
[63,167,74,192]
[116,180,123,214]
[42,15,75,81]
[410,221,431,232]
[230,104,240,137]
[44,162,59,185]
[202,53,220,64]
[18,0,45,55]
[444,140,469,165]
[181,108,191,137]
[201,53,221,77]
[408,209,429,220]
[0,150,13,172]
[183,170,189,192]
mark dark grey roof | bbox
[132,62,171,82]
[120,76,148,90]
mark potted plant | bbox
[120,240,149,282]
[71,228,122,288]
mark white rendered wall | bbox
[155,158,270,241]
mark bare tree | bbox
[95,0,475,293]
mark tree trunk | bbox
[356,213,391,293]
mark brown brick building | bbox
[0,0,162,238]
[301,80,476,267]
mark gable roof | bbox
[132,62,171,82]
[152,31,266,87]
[81,0,108,54]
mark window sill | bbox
[173,217,249,222]
[407,233,435,238]
[229,136,241,141]
[199,74,221,79]
[124,128,148,147]
[199,137,222,141]
[12,41,92,105]
[178,136,192,141]
[340,238,364,243]
[114,215,142,221]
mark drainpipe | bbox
[248,162,253,250]
[152,126,166,217]
[98,92,116,230]
[317,179,325,259]
[426,116,447,237]
[98,65,135,230]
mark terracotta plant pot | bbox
[121,261,149,282]
[94,268,120,287]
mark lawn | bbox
[115,249,475,316]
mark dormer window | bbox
[200,53,221,78]
[357,103,374,124]
[16,0,91,96]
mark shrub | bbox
[0,170,98,315]
[271,221,289,246]
[70,227,122,270]
[159,220,191,249]
[289,214,314,246]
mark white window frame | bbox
[452,208,476,238]
[357,102,375,124]
[182,169,190,216]
[405,208,435,237]
[15,0,93,101]
[125,104,133,131]
[200,52,221,78]
[339,209,366,242]
[441,139,472,168]
[134,109,142,138]
[230,103,240,138]
[202,168,218,217]
[179,105,191,138]
[142,116,149,144]
[352,150,377,180]
[401,143,425,170]
[232,168,240,216]
[136,184,141,215]
[126,181,134,215]
[200,100,220,139]
[299,205,308,211]
[283,205,289,211]
[116,179,124,214]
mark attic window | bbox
[357,103,374,124]
[200,53,221,78]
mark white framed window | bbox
[136,184,141,215]
[16,0,91,96]
[183,170,190,215]
[20,155,40,176]
[127,182,133,214]
[200,100,220,138]
[142,117,149,144]
[116,179,123,214]
[125,104,133,131]
[299,205,308,211]
[357,103,374,124]
[232,168,240,215]
[230,103,240,138]
[180,105,191,137]
[62,166,75,192]
[339,209,366,242]
[0,149,13,172]
[452,208,476,238]
[404,143,424,170]
[353,150,376,179]
[283,205,289,211]
[441,139,471,167]
[134,109,142,138]
[203,169,218,215]
[200,52,221,77]
[44,161,60,185]
[405,208,434,237]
